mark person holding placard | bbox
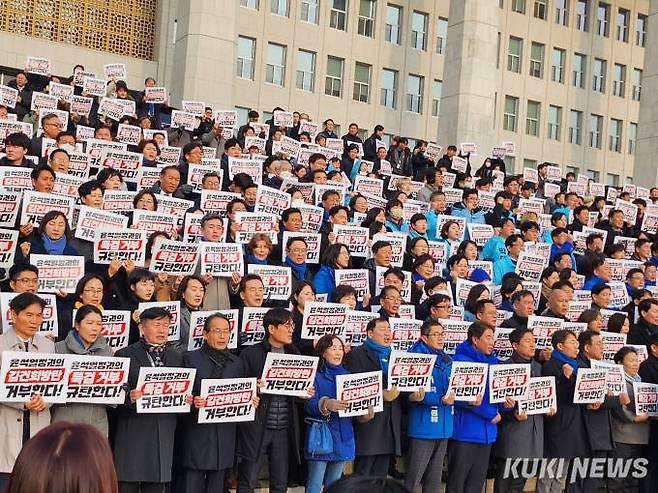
[113,307,184,493]
[304,334,356,493]
[628,298,658,348]
[343,318,401,478]
[639,333,658,490]
[289,281,316,356]
[446,322,501,493]
[51,305,113,435]
[175,275,206,353]
[105,269,157,345]
[404,319,454,493]
[16,209,78,262]
[312,244,351,297]
[492,234,524,285]
[236,308,309,493]
[176,313,247,493]
[493,328,546,493]
[0,293,54,490]
[608,347,649,493]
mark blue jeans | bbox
[305,460,344,493]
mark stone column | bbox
[437,0,499,158]
[169,0,236,111]
[634,1,658,184]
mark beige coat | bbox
[0,330,55,473]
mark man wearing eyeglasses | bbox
[29,113,62,158]
[378,286,402,321]
[237,307,312,493]
[7,264,39,295]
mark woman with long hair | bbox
[313,243,352,296]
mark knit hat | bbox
[469,268,491,283]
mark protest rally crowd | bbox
[2,59,658,493]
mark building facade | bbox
[0,0,651,184]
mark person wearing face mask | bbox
[384,199,409,234]
[52,305,113,435]
[113,307,185,493]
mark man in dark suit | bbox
[113,307,186,493]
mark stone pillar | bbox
[437,0,499,157]
[634,1,658,184]
[169,0,236,111]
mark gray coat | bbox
[0,330,55,473]
[611,375,650,445]
[493,353,545,459]
[51,331,114,436]
[201,131,226,159]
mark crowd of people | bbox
[1,63,658,493]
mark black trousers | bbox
[493,457,527,493]
[177,468,226,493]
[446,441,492,493]
[118,482,168,493]
[0,472,10,493]
[353,454,391,478]
[237,428,289,493]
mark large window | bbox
[385,4,402,44]
[380,68,398,109]
[436,17,448,54]
[504,96,519,132]
[616,8,629,42]
[271,0,289,16]
[431,79,442,117]
[609,118,622,152]
[555,0,569,26]
[301,0,319,24]
[628,122,637,155]
[612,63,625,98]
[296,50,316,92]
[330,0,348,30]
[589,113,603,149]
[508,37,523,73]
[572,53,586,88]
[529,42,544,78]
[551,48,565,83]
[636,14,647,47]
[632,68,642,101]
[569,110,583,145]
[406,74,424,113]
[526,100,541,136]
[236,36,255,80]
[411,11,428,50]
[596,2,609,37]
[548,105,562,140]
[353,62,372,103]
[266,43,286,86]
[534,0,547,19]
[358,0,376,37]
[592,58,606,93]
[325,56,344,97]
[576,0,588,31]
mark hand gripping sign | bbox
[335,370,383,417]
[488,364,531,403]
[633,382,658,417]
[0,351,70,403]
[260,353,318,397]
[518,376,557,415]
[446,361,488,402]
[302,302,348,340]
[135,367,196,413]
[387,352,436,392]
[573,368,607,404]
[198,378,257,424]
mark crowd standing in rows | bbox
[1,63,658,493]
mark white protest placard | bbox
[523,167,539,184]
[334,224,370,258]
[199,190,241,217]
[215,110,237,128]
[0,228,18,269]
[459,142,477,156]
[493,327,515,360]
[93,229,147,267]
[20,190,74,227]
[135,367,195,414]
[281,232,321,264]
[181,101,206,117]
[545,165,562,183]
[247,265,292,301]
[344,310,379,347]
[273,110,294,127]
[452,156,468,173]
[66,151,91,179]
[0,351,68,403]
[130,210,177,235]
[69,95,93,118]
[336,370,383,417]
[591,360,625,396]
[254,186,291,216]
[144,87,167,104]
[157,144,180,165]
[302,302,348,340]
[633,382,658,417]
[0,85,18,108]
[83,77,107,97]
[85,138,127,166]
[46,82,73,101]
[116,123,142,145]
[99,310,131,351]
[186,310,238,351]
[260,353,318,397]
[227,157,263,183]
[170,110,195,131]
[488,364,531,403]
[601,332,627,362]
[447,361,488,402]
[98,149,142,183]
[75,206,128,242]
[518,376,557,415]
[389,318,422,351]
[467,224,494,248]
[31,254,84,293]
[353,175,384,196]
[387,352,436,392]
[334,269,370,302]
[372,232,407,267]
[187,164,222,192]
[65,355,130,404]
[573,368,607,404]
[0,292,58,336]
[234,212,278,244]
[103,63,126,80]
[73,70,96,87]
[199,242,243,278]
[528,316,564,350]
[26,56,50,75]
[439,319,470,355]
[515,251,547,282]
[297,204,324,233]
[0,192,21,228]
[149,240,199,276]
[138,300,180,342]
[198,378,257,424]
[240,307,269,346]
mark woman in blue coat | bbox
[304,334,356,493]
[312,243,352,297]
[405,319,455,493]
